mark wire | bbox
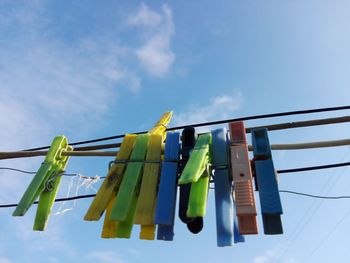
[0,167,105,179]
[279,190,350,199]
[277,161,350,173]
[22,105,350,151]
[1,189,349,209]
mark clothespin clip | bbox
[229,121,258,235]
[154,132,180,241]
[178,127,203,234]
[178,133,211,231]
[251,128,283,235]
[85,134,137,222]
[108,134,150,238]
[137,112,173,240]
[134,134,162,240]
[212,128,244,246]
[13,135,72,231]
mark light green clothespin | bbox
[178,133,212,218]
[13,136,72,231]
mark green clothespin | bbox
[178,133,212,218]
[13,136,72,231]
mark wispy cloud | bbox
[0,257,13,263]
[253,246,300,263]
[86,251,125,263]
[128,3,175,77]
[173,90,243,132]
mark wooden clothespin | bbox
[251,128,283,235]
[154,132,180,241]
[13,135,72,231]
[212,128,244,246]
[178,133,212,232]
[229,121,258,235]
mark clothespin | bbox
[103,134,149,239]
[137,112,173,240]
[154,132,180,241]
[212,128,245,246]
[178,127,203,233]
[85,134,137,221]
[179,134,211,225]
[134,134,162,240]
[251,128,283,235]
[148,111,173,141]
[229,121,258,235]
[110,134,149,222]
[13,136,72,231]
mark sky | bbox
[0,0,350,262]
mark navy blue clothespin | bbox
[178,127,203,234]
[212,128,245,246]
[251,128,283,235]
[155,132,180,241]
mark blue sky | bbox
[1,0,350,262]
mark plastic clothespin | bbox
[137,112,174,240]
[179,134,211,224]
[109,134,149,222]
[85,134,137,221]
[148,111,173,141]
[154,132,180,241]
[212,128,245,246]
[13,136,72,231]
[178,127,201,230]
[134,134,162,240]
[251,128,283,235]
[229,121,258,235]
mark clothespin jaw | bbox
[251,128,283,235]
[155,132,180,241]
[84,134,137,221]
[229,121,258,235]
[148,111,173,140]
[13,136,71,221]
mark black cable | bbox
[278,161,350,173]
[279,190,350,199]
[2,190,350,209]
[23,105,350,151]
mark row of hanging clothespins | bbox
[12,111,283,247]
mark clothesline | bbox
[1,137,350,160]
[22,105,350,151]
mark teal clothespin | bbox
[13,136,72,231]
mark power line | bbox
[22,105,350,151]
[1,189,349,209]
[279,190,350,199]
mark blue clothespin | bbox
[178,127,203,234]
[155,132,180,241]
[251,128,283,235]
[212,128,244,246]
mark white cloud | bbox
[129,3,175,77]
[173,90,243,132]
[86,251,125,263]
[253,246,300,263]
